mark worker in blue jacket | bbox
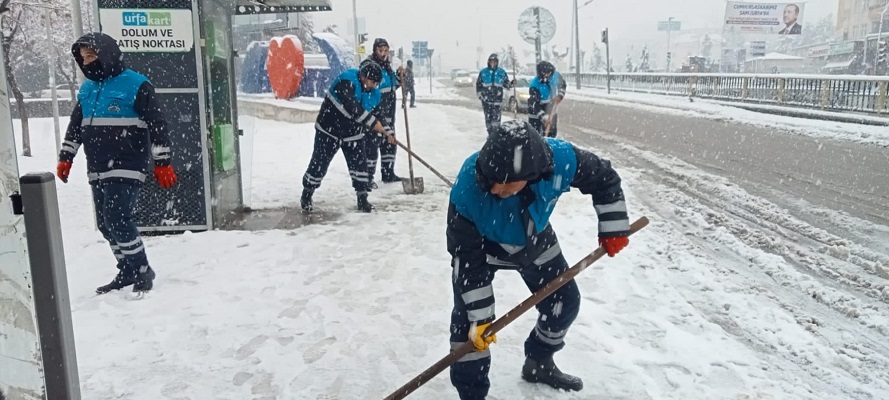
[56,32,178,296]
[360,38,404,188]
[301,63,395,213]
[475,53,514,133]
[446,120,631,399]
[528,61,566,138]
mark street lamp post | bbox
[573,0,580,89]
[876,2,889,74]
[572,0,595,89]
[352,0,360,65]
[666,16,675,72]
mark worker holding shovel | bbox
[528,61,566,138]
[445,120,631,399]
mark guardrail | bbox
[562,72,889,115]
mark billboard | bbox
[724,2,805,35]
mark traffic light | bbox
[601,28,609,44]
[879,40,887,65]
[359,33,368,43]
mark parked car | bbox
[501,75,532,112]
[38,83,80,98]
[452,71,474,87]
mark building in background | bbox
[837,0,889,40]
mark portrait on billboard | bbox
[725,2,805,35]
[778,4,802,35]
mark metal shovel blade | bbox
[401,177,425,194]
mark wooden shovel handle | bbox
[382,216,650,400]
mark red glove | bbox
[599,236,629,257]
[56,161,72,183]
[154,165,177,189]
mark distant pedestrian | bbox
[404,60,416,108]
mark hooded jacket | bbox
[59,33,171,183]
[359,53,399,124]
[315,68,383,141]
[528,69,566,121]
[476,57,512,104]
[446,121,629,324]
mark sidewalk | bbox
[574,86,889,126]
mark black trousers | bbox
[481,101,502,133]
[302,130,369,193]
[449,251,580,400]
[366,125,399,183]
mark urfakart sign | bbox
[99,9,194,52]
[724,2,806,35]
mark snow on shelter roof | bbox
[235,0,331,15]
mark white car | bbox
[453,71,474,87]
[501,75,533,112]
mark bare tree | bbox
[2,0,86,156]
[1,0,32,156]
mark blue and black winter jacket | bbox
[360,56,399,124]
[316,69,383,141]
[446,122,628,324]
[59,33,171,183]
[476,67,511,104]
[528,71,567,121]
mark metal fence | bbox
[562,72,889,115]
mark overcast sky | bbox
[311,0,839,69]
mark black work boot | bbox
[357,193,374,213]
[132,266,156,294]
[300,188,314,213]
[521,355,583,392]
[96,270,136,294]
[382,173,403,183]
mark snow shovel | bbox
[394,140,453,188]
[544,100,560,137]
[381,216,650,400]
[399,65,424,194]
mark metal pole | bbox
[574,0,581,89]
[351,0,360,65]
[20,172,82,400]
[605,28,611,94]
[429,54,432,94]
[666,17,674,72]
[47,9,62,156]
[91,0,100,33]
[876,3,889,75]
[534,7,542,64]
[70,0,85,83]
[70,0,83,39]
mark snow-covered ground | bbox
[569,88,889,148]
[12,99,889,399]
